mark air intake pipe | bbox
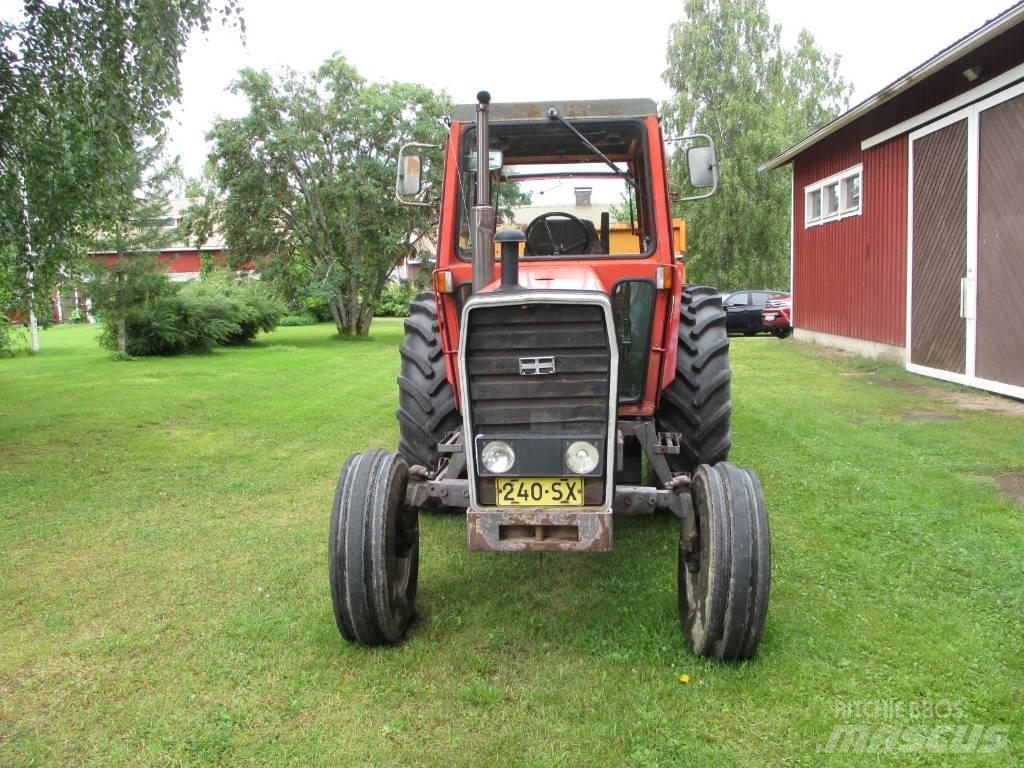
[495,229,524,289]
[471,91,496,293]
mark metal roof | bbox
[759,1,1024,172]
[450,98,657,122]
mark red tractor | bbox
[328,93,770,660]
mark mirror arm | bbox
[396,141,440,207]
[665,132,719,202]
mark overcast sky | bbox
[3,0,1015,177]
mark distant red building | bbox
[56,198,228,323]
[761,3,1024,400]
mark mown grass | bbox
[1,323,1022,767]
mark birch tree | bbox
[0,1,242,352]
[663,0,851,290]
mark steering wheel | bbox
[524,211,593,256]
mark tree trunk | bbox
[116,269,127,354]
[347,271,360,336]
[357,299,375,335]
[328,297,346,336]
[28,306,39,354]
[18,169,40,354]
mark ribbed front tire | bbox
[396,293,461,471]
[328,450,418,646]
[680,462,770,660]
[655,285,732,473]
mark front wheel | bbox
[328,450,418,645]
[679,462,770,660]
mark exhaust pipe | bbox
[471,91,496,293]
[495,229,524,290]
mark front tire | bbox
[328,450,418,645]
[655,285,732,474]
[396,293,461,471]
[679,462,770,660]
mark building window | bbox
[805,164,862,227]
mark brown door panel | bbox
[977,94,1024,388]
[911,120,968,374]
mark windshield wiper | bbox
[546,108,636,191]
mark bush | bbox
[181,275,285,346]
[373,281,417,318]
[301,292,336,323]
[278,314,317,326]
[0,316,27,357]
[98,271,285,357]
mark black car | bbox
[723,290,786,335]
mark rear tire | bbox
[655,285,732,474]
[771,327,791,339]
[396,292,461,470]
[328,450,418,645]
[679,462,770,660]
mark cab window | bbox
[458,120,655,260]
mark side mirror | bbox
[398,154,422,197]
[687,145,718,189]
[666,133,719,202]
[395,142,439,207]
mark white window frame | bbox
[804,164,862,227]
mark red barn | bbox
[56,198,235,323]
[761,2,1024,400]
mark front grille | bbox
[465,303,610,436]
[464,301,612,507]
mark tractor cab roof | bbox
[450,98,657,123]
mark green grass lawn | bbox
[1,323,1022,767]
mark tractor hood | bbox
[479,264,610,294]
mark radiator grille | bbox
[465,303,611,437]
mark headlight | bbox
[565,441,599,474]
[480,440,515,473]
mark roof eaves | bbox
[758,1,1024,172]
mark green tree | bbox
[88,139,183,354]
[663,0,851,290]
[200,55,449,336]
[0,1,242,352]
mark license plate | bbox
[763,313,777,320]
[495,477,584,506]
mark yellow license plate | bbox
[495,477,584,506]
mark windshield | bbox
[458,119,654,259]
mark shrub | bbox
[97,270,284,356]
[373,281,417,318]
[181,275,284,346]
[302,292,336,323]
[278,314,317,326]
[0,316,27,357]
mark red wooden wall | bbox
[789,21,1024,347]
[98,249,226,274]
[793,132,908,346]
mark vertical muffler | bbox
[471,91,497,293]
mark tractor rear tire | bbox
[679,462,770,660]
[655,285,732,474]
[396,292,461,471]
[328,450,419,645]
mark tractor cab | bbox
[328,93,770,662]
